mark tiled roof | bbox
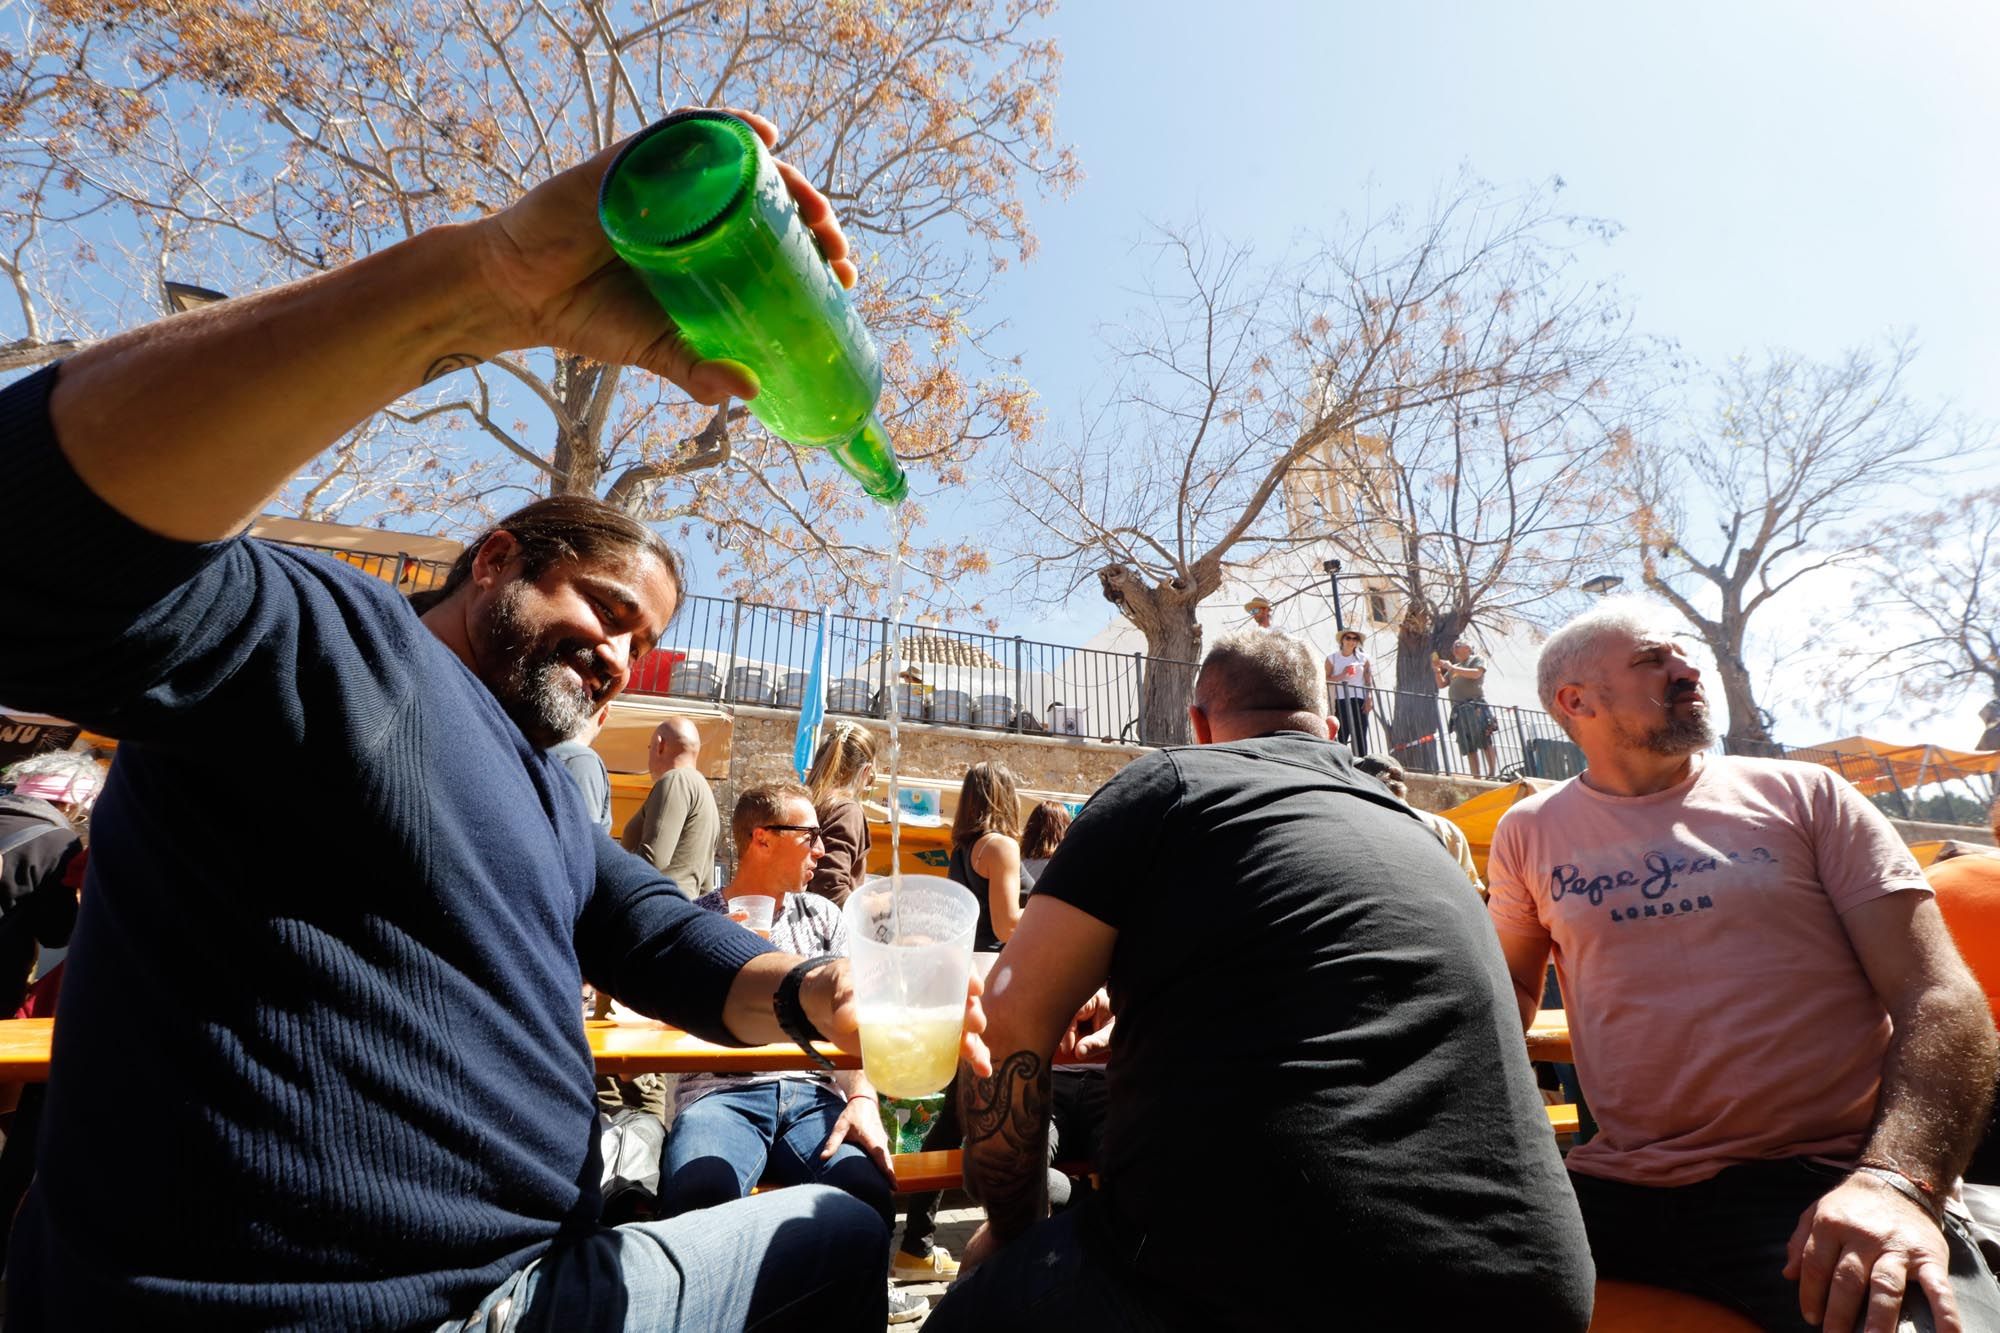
[862,634,1006,670]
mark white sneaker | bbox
[886,1286,928,1324]
[891,1246,960,1282]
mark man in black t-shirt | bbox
[929,631,1593,1331]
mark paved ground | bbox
[884,1194,981,1329]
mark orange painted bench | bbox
[1589,1279,1759,1331]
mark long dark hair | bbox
[409,495,682,613]
[950,761,1020,849]
[1019,800,1071,860]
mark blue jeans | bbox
[661,1080,895,1232]
[437,1187,886,1332]
[924,1200,1172,1332]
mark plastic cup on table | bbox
[729,894,776,936]
[842,875,979,1099]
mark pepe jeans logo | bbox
[1549,845,1777,924]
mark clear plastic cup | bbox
[729,894,776,936]
[842,875,978,1098]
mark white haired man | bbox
[1487,598,2000,1332]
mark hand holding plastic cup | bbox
[841,875,979,1099]
[729,894,776,937]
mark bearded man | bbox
[0,108,986,1331]
[1487,600,2000,1333]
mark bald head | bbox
[1190,632,1330,744]
[649,717,702,779]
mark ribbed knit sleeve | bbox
[0,364,756,1327]
[577,827,775,1045]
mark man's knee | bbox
[660,1155,749,1216]
[815,1148,895,1230]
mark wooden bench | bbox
[878,1120,1580,1195]
[1589,1279,1758,1331]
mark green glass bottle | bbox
[598,111,909,504]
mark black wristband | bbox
[775,954,841,1070]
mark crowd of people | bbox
[0,102,1997,1333]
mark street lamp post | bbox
[1321,557,1345,635]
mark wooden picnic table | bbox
[0,1012,1576,1082]
[1527,1010,1573,1064]
[0,1017,856,1084]
[588,1020,859,1076]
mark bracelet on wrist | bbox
[1853,1160,1944,1223]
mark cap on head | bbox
[1244,596,1273,613]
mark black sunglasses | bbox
[762,824,826,844]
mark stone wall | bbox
[724,706,1146,797]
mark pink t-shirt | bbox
[1487,754,1930,1187]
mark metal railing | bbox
[625,592,1180,744]
[268,539,455,592]
[1345,687,1585,782]
[274,541,1994,825]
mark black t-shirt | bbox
[1033,731,1592,1329]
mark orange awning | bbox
[1440,778,1555,880]
[1789,736,2000,797]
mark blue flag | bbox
[792,607,831,778]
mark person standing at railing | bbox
[802,719,875,908]
[1326,628,1376,756]
[1436,639,1499,779]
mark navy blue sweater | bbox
[0,367,773,1329]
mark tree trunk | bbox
[1711,634,1777,756]
[1098,563,1204,746]
[550,353,609,497]
[1390,617,1453,774]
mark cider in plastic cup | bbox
[842,875,978,1099]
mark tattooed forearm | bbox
[421,352,482,383]
[960,1049,1051,1241]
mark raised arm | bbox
[42,110,846,544]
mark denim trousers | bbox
[661,1079,896,1232]
[924,1199,1173,1333]
[1571,1158,2000,1332]
[436,1186,887,1333]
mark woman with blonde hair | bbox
[949,761,1024,953]
[802,720,875,907]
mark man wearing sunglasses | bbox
[661,782,926,1323]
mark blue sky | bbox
[947,0,1998,741]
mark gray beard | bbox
[482,580,595,748]
[1615,707,1715,757]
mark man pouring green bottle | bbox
[0,106,978,1331]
